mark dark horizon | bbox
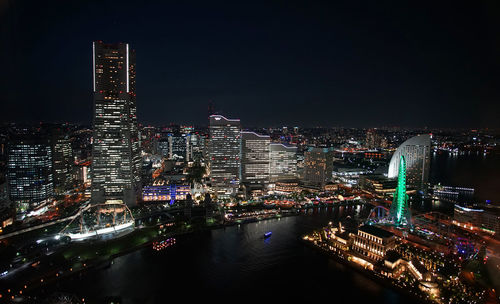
[2,0,500,128]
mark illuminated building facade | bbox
[7,137,54,213]
[269,143,297,182]
[157,135,170,158]
[352,225,396,261]
[50,130,73,188]
[241,131,270,184]
[209,115,241,196]
[388,134,430,193]
[274,180,300,193]
[170,133,190,161]
[142,184,191,201]
[303,147,334,188]
[91,41,141,207]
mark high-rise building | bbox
[388,134,430,193]
[50,129,73,188]
[7,136,54,213]
[303,147,334,188]
[241,131,270,184]
[170,133,190,161]
[91,41,141,207]
[209,115,241,196]
[269,143,297,182]
[157,135,170,158]
[365,129,387,149]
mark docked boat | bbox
[264,232,272,238]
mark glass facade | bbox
[388,134,430,193]
[91,41,141,206]
[7,138,54,213]
[269,143,297,182]
[209,115,241,196]
[241,132,270,184]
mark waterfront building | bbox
[91,41,141,207]
[208,115,241,196]
[453,205,483,230]
[303,147,334,188]
[269,143,297,182]
[7,136,54,213]
[359,174,398,195]
[388,134,430,193]
[352,225,396,261]
[241,131,270,185]
[480,207,500,234]
[408,258,432,282]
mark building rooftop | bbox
[385,250,402,263]
[358,225,394,239]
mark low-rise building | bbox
[352,225,396,261]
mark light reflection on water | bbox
[45,206,418,303]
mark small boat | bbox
[264,232,272,238]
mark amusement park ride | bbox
[367,155,412,228]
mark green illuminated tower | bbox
[389,155,411,226]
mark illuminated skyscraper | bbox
[50,129,73,188]
[269,143,297,182]
[303,147,334,188]
[241,131,270,184]
[7,136,54,214]
[209,115,241,196]
[91,41,140,207]
[388,134,430,193]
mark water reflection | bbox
[37,206,419,303]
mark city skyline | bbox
[2,1,500,128]
[1,2,500,303]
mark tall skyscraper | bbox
[241,131,270,185]
[303,147,334,188]
[7,136,54,214]
[388,134,430,193]
[208,115,241,196]
[269,143,298,182]
[91,41,140,207]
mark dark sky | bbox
[1,0,500,128]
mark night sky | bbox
[2,0,500,128]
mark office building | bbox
[388,134,430,193]
[170,133,190,161]
[91,41,140,207]
[208,115,241,196]
[7,137,54,213]
[269,143,297,182]
[241,131,270,184]
[50,129,73,188]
